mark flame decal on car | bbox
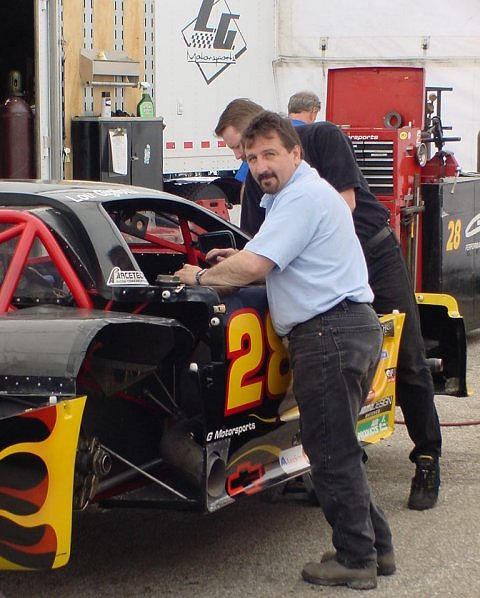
[0,397,86,570]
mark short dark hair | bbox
[214,98,264,136]
[288,91,321,114]
[242,111,303,158]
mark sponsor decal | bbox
[465,213,480,238]
[227,462,264,496]
[399,131,408,140]
[380,319,395,337]
[64,188,139,202]
[182,0,247,84]
[349,134,380,141]
[385,367,396,382]
[465,213,480,251]
[465,241,480,252]
[359,395,394,420]
[107,267,149,286]
[206,421,255,442]
[357,414,390,440]
[279,445,310,475]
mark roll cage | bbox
[0,190,245,312]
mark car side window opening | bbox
[108,208,206,280]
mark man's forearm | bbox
[198,249,271,288]
[174,249,274,289]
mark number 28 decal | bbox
[446,218,462,251]
[225,309,291,416]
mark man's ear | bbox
[293,144,302,165]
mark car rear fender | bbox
[0,396,86,570]
[0,306,193,570]
[0,305,194,398]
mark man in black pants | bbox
[234,116,442,510]
[178,112,393,588]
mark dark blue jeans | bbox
[364,228,441,462]
[288,300,392,568]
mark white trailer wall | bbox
[151,0,480,176]
[154,0,277,175]
[274,0,480,172]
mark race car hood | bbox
[0,305,193,399]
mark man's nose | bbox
[255,155,269,172]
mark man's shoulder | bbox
[296,121,346,148]
[296,121,341,136]
[296,121,350,165]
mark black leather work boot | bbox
[408,455,440,510]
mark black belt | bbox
[287,299,368,339]
[365,225,393,250]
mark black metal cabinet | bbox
[71,117,164,190]
[422,176,480,331]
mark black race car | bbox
[0,180,403,570]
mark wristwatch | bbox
[195,268,207,285]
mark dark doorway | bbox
[0,2,34,104]
[0,2,35,178]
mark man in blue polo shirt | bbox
[216,95,441,512]
[175,111,394,590]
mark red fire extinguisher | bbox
[0,70,35,179]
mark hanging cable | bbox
[395,419,480,427]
